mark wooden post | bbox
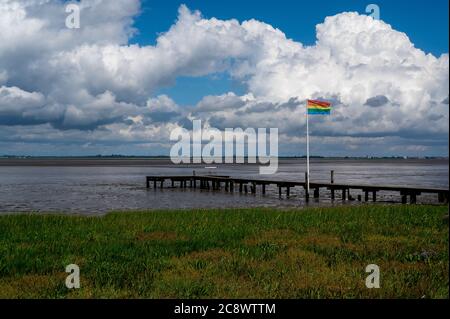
[438,192,447,203]
[244,185,248,193]
[262,184,266,194]
[410,193,417,204]
[279,186,282,198]
[331,187,335,200]
[252,183,256,194]
[160,180,164,188]
[239,183,243,193]
[357,194,362,201]
[286,187,290,197]
[331,170,334,184]
[342,189,347,200]
[146,177,150,188]
[401,194,407,204]
[372,191,377,202]
[314,188,319,198]
[364,190,369,202]
[153,180,157,189]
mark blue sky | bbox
[130,0,449,106]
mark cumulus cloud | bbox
[0,1,448,156]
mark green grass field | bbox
[0,205,448,299]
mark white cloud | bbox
[0,1,448,155]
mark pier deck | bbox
[146,174,449,204]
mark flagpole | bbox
[306,101,310,195]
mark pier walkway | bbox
[146,173,449,204]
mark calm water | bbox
[0,158,448,214]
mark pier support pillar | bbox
[364,190,369,202]
[372,191,377,202]
[342,189,347,200]
[286,187,290,198]
[313,188,319,198]
[438,192,448,203]
[410,193,417,204]
[262,184,266,195]
[401,194,407,204]
[239,183,243,193]
[279,186,282,198]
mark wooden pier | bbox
[146,173,449,204]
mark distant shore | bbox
[0,157,448,167]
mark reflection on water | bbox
[0,159,448,214]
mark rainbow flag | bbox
[307,100,331,115]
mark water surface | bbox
[0,158,447,214]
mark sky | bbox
[0,0,448,157]
[133,0,449,106]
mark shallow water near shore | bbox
[0,158,448,214]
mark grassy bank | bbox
[0,205,448,299]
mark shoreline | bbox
[1,201,448,217]
[0,157,448,167]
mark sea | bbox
[0,158,448,214]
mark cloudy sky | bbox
[0,0,448,157]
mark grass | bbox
[0,205,448,299]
